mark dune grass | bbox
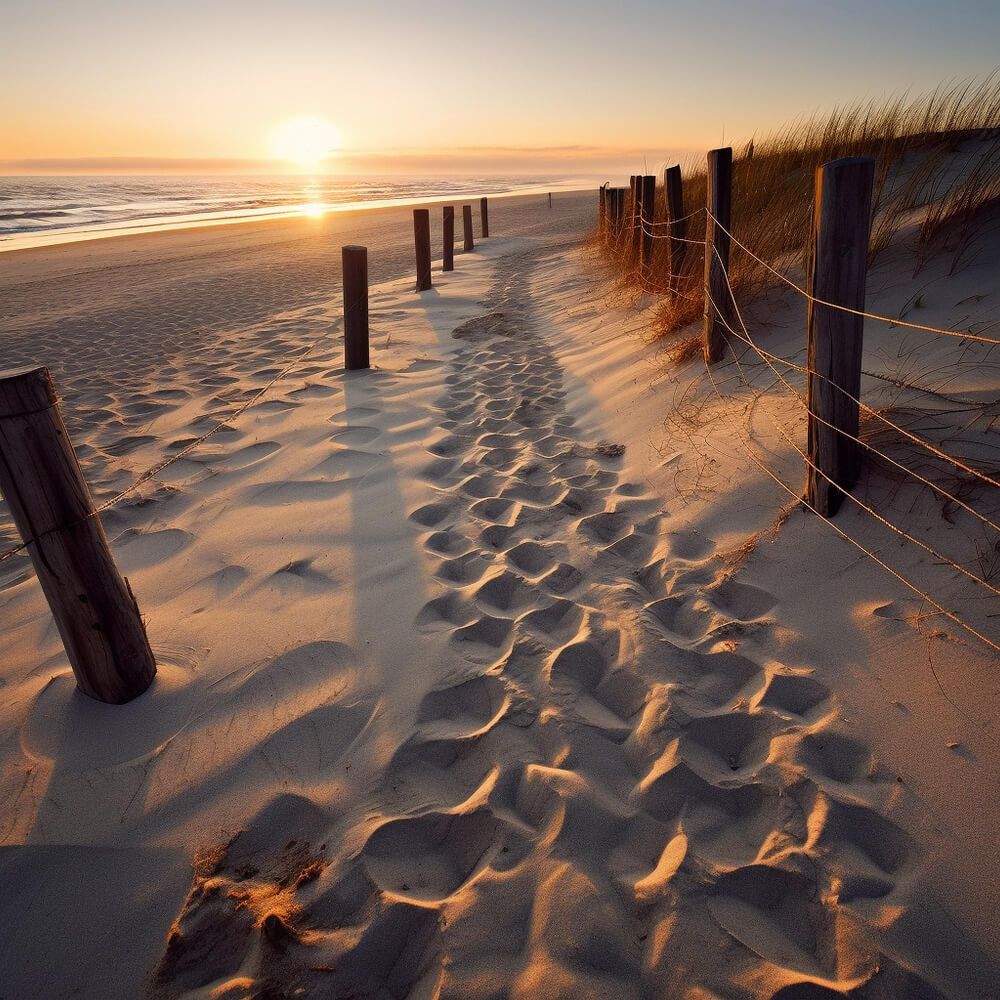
[599,75,1000,337]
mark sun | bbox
[269,115,341,169]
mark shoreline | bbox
[0,180,594,255]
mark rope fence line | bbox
[616,196,1000,344]
[628,204,1000,493]
[700,339,1000,655]
[599,167,999,653]
[704,272,1000,606]
[706,249,1000,523]
[704,208,1000,346]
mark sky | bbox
[2,0,999,175]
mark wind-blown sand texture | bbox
[0,192,997,999]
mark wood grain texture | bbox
[806,156,876,516]
[664,165,686,292]
[0,366,156,703]
[703,147,733,364]
[638,175,656,287]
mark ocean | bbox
[0,175,574,250]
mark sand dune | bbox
[0,197,997,998]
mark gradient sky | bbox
[3,0,999,174]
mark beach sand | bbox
[0,192,997,999]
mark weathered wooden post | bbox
[413,208,432,291]
[548,192,553,209]
[638,175,656,286]
[703,146,733,364]
[443,206,455,272]
[463,205,474,252]
[480,196,489,238]
[599,185,607,236]
[664,165,685,291]
[612,187,626,246]
[343,245,369,370]
[631,176,644,264]
[628,176,637,252]
[0,367,156,704]
[806,156,875,517]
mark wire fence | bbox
[598,186,1000,653]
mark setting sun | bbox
[269,115,341,168]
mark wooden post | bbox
[638,175,656,286]
[548,192,553,209]
[631,176,644,264]
[443,206,455,272]
[806,156,876,517]
[0,367,156,704]
[480,196,489,238]
[664,165,685,291]
[703,146,733,364]
[463,205,474,252]
[343,245,369,371]
[599,185,607,234]
[612,187,626,245]
[413,208,432,291]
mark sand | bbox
[0,191,997,999]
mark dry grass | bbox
[599,75,1000,336]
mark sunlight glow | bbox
[269,116,341,168]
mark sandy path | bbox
[146,241,986,998]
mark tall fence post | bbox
[638,174,656,287]
[480,197,489,238]
[443,206,455,272]
[631,176,643,264]
[343,245,369,371]
[413,208,432,291]
[0,367,156,704]
[806,156,875,517]
[664,165,685,293]
[703,146,733,364]
[463,205,474,252]
[599,185,607,236]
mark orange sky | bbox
[3,0,999,175]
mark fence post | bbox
[638,175,656,287]
[631,177,643,263]
[806,156,875,517]
[664,165,685,293]
[0,367,156,704]
[628,176,636,254]
[443,206,455,272]
[703,146,733,364]
[343,245,369,371]
[480,196,489,238]
[612,187,626,246]
[463,205,474,252]
[413,208,432,291]
[548,192,553,209]
[599,185,607,235]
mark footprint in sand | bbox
[361,808,517,902]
